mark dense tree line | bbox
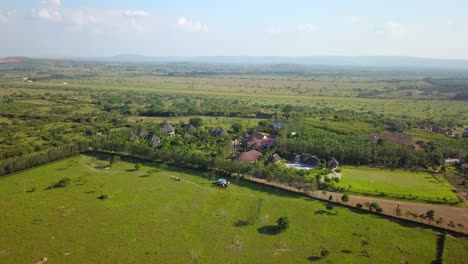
[0,141,89,176]
[275,122,468,168]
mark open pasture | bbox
[0,154,453,263]
[335,166,460,204]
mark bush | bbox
[335,168,342,173]
[276,217,290,232]
[341,194,349,203]
[326,204,334,211]
[328,195,333,201]
[134,163,142,171]
[47,177,71,189]
[356,203,363,209]
[320,248,330,257]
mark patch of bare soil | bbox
[369,130,413,145]
[0,57,26,63]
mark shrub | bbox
[320,248,330,257]
[335,168,342,173]
[356,203,363,209]
[326,204,334,211]
[134,163,142,171]
[341,194,349,203]
[47,177,71,189]
[276,217,290,232]
[328,195,333,201]
[333,177,340,183]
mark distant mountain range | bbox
[3,55,468,70]
[65,54,468,70]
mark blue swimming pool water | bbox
[286,163,315,170]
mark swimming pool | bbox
[286,163,315,170]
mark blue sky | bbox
[1,0,468,59]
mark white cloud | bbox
[387,22,405,37]
[33,0,62,21]
[31,1,152,34]
[123,10,150,17]
[177,16,208,32]
[297,24,319,33]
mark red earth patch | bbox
[0,57,27,63]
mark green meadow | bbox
[0,154,457,263]
[335,167,459,204]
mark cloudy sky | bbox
[1,0,468,59]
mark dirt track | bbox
[246,177,468,235]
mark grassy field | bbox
[126,116,264,129]
[444,235,468,263]
[0,154,456,263]
[335,167,459,204]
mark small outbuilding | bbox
[327,158,339,169]
[150,135,161,148]
[271,154,281,164]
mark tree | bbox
[395,205,402,216]
[110,155,121,166]
[341,194,349,203]
[134,163,142,171]
[425,210,435,223]
[258,120,269,128]
[189,117,203,127]
[435,217,444,225]
[447,221,456,228]
[231,123,244,133]
[276,217,290,232]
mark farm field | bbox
[334,167,460,204]
[0,154,451,264]
[444,235,468,263]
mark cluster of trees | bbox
[0,141,89,176]
[276,123,467,168]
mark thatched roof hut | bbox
[183,123,196,132]
[327,158,339,169]
[150,135,161,148]
[160,121,175,136]
[271,154,281,163]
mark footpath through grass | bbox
[0,154,456,263]
[335,166,460,204]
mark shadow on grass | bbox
[307,256,322,262]
[257,225,280,235]
[233,220,250,227]
[314,210,327,215]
